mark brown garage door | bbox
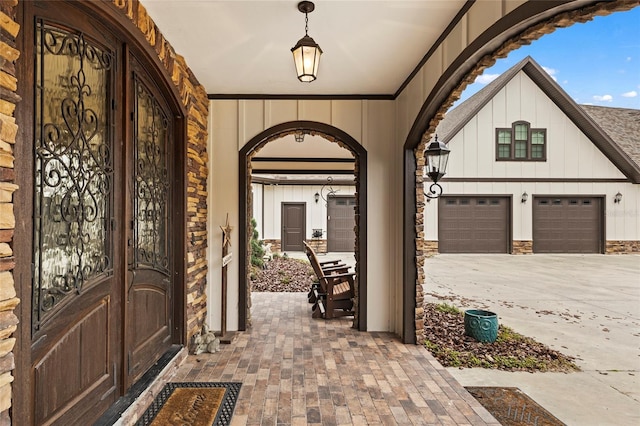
[533,197,603,253]
[438,196,510,253]
[327,196,356,252]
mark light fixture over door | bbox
[291,1,322,82]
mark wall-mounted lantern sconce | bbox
[294,130,305,143]
[614,192,622,203]
[291,1,322,82]
[320,176,338,205]
[521,192,528,203]
[424,135,450,199]
[314,192,320,203]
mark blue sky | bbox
[457,6,640,109]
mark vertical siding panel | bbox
[251,183,263,238]
[299,100,331,123]
[493,88,507,127]
[238,100,265,148]
[396,90,410,144]
[467,1,502,41]
[462,120,478,177]
[548,99,566,178]
[403,71,424,137]
[476,106,493,177]
[423,45,443,101]
[331,100,363,142]
[442,19,465,74]
[265,100,299,128]
[446,133,463,176]
[491,95,507,179]
[505,75,521,125]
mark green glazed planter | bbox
[464,309,499,343]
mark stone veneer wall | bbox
[0,0,19,422]
[606,241,640,254]
[262,239,328,254]
[110,0,210,350]
[424,241,438,255]
[261,239,281,253]
[512,241,533,255]
[413,1,639,344]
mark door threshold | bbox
[94,345,187,425]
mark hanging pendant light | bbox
[291,1,322,82]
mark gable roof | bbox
[438,56,640,183]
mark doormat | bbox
[466,387,565,426]
[136,382,242,426]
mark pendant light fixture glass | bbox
[291,1,322,82]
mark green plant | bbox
[435,303,462,315]
[250,218,265,268]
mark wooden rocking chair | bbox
[303,241,355,319]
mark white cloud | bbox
[542,66,558,82]
[627,57,632,62]
[475,74,499,85]
[593,94,613,102]
[622,90,638,98]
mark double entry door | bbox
[26,3,181,424]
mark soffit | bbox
[139,0,467,95]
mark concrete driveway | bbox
[424,254,640,426]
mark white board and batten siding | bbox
[426,72,639,243]
[251,184,356,242]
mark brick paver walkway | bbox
[172,292,499,425]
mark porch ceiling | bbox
[140,0,467,96]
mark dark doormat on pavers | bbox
[466,387,565,426]
[135,382,242,426]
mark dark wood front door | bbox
[24,3,180,424]
[282,203,306,251]
[29,6,122,424]
[124,58,174,386]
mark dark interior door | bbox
[125,58,174,386]
[282,203,306,251]
[30,5,121,424]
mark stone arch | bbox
[239,121,367,331]
[402,1,639,344]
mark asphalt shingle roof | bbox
[580,105,640,168]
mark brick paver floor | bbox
[172,292,499,425]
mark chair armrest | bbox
[320,272,355,280]
[322,264,349,273]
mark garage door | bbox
[327,196,356,252]
[438,196,510,253]
[533,197,603,253]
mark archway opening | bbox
[406,3,639,344]
[240,121,367,331]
